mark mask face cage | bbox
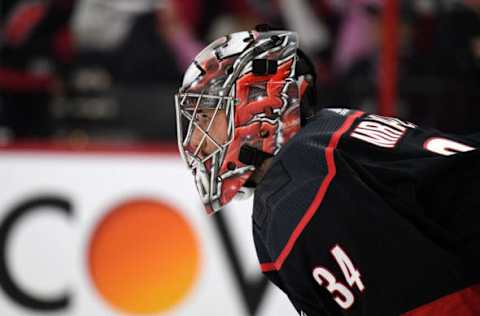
[175,92,236,209]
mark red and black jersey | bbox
[252,108,480,316]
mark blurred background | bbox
[0,0,478,315]
[1,0,479,143]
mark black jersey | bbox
[252,108,480,316]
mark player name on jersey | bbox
[350,114,417,148]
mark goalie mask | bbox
[175,28,313,214]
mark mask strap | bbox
[239,145,273,168]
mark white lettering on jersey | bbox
[351,114,416,148]
[424,137,475,156]
[367,114,417,130]
[351,121,404,148]
[312,244,364,310]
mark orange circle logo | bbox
[88,199,200,314]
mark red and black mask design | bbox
[175,29,309,213]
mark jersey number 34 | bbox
[312,245,364,309]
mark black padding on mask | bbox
[252,59,278,75]
[239,145,273,167]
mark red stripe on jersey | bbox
[402,284,480,316]
[261,110,364,272]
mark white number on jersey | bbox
[423,137,475,156]
[312,244,364,309]
[331,245,365,291]
[312,267,355,309]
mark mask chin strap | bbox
[239,145,273,188]
[239,145,273,168]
